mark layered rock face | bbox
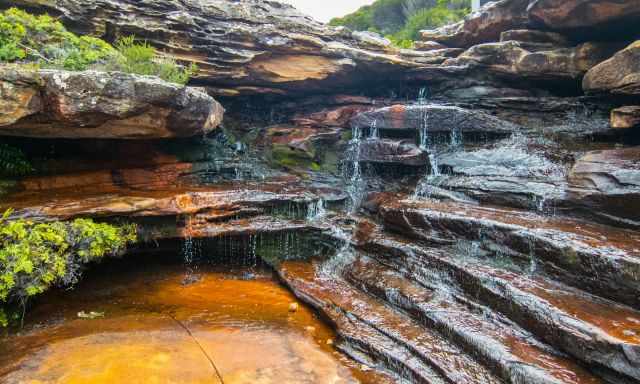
[0,66,224,138]
[3,0,424,96]
[2,1,640,383]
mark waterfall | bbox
[306,198,326,221]
[182,216,202,281]
[345,124,365,212]
[369,120,379,139]
[414,87,442,198]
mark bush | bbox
[0,210,137,327]
[106,35,198,85]
[0,8,197,84]
[0,144,33,177]
[393,2,468,41]
[331,0,469,47]
[0,7,113,70]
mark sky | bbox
[280,0,376,23]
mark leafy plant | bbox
[0,8,197,84]
[0,209,137,327]
[0,144,33,177]
[106,35,198,85]
[0,7,113,70]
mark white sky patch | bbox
[280,0,376,23]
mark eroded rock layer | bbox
[0,66,224,138]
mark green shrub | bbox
[0,7,113,70]
[393,2,468,41]
[0,209,137,326]
[0,144,33,177]
[331,0,469,47]
[0,8,197,84]
[106,35,198,85]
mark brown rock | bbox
[568,147,640,228]
[500,29,570,45]
[583,41,640,95]
[611,106,640,129]
[420,0,530,48]
[0,66,223,139]
[358,139,428,167]
[528,0,640,31]
[7,0,423,95]
[450,41,620,81]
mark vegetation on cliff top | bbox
[0,7,196,84]
[330,0,469,47]
[0,210,137,327]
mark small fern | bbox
[0,144,32,177]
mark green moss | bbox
[270,144,315,170]
[0,209,137,327]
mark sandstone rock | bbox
[399,48,464,65]
[500,29,571,46]
[449,41,620,82]
[358,139,427,167]
[611,106,640,129]
[0,66,223,139]
[583,41,640,95]
[351,104,517,136]
[528,0,640,33]
[8,0,423,95]
[568,147,640,228]
[413,41,447,52]
[266,125,341,162]
[420,0,530,48]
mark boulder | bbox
[0,66,223,139]
[420,0,530,48]
[350,104,517,136]
[568,147,640,228]
[583,41,640,95]
[6,0,423,95]
[528,0,640,34]
[449,41,620,82]
[611,106,640,129]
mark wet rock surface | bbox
[0,259,384,383]
[351,104,517,136]
[0,66,223,138]
[2,0,640,382]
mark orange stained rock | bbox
[0,263,377,383]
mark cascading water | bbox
[306,198,326,221]
[344,124,366,212]
[413,88,465,199]
[414,87,442,199]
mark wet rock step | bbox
[360,231,640,382]
[277,260,502,384]
[374,197,640,308]
[344,254,603,384]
